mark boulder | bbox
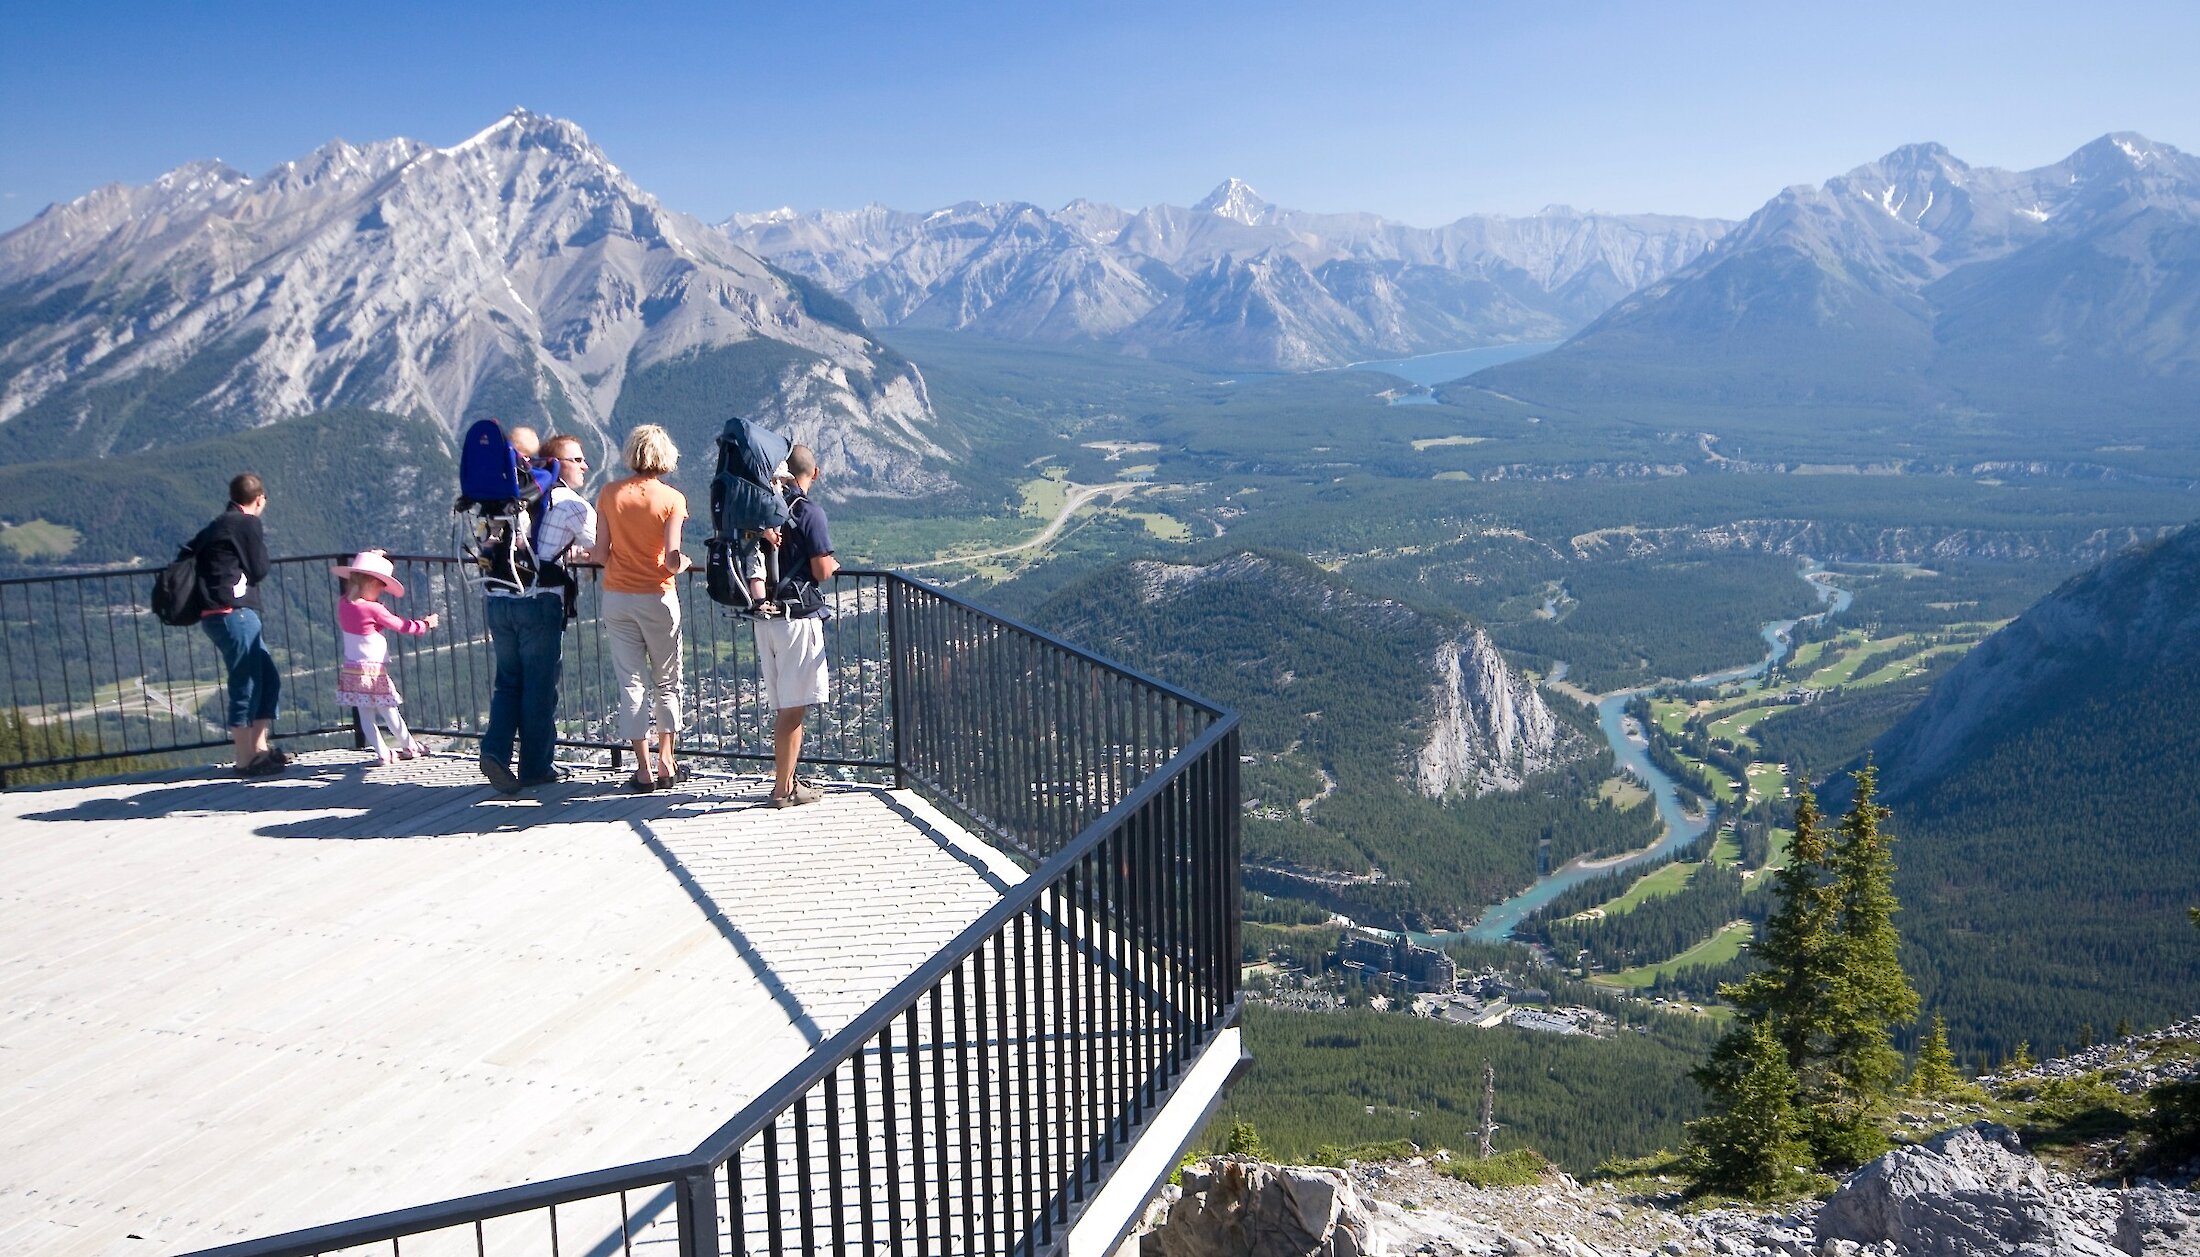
[1814,1122,2121,1256]
[2116,1185,2200,1256]
[1145,1158,1373,1257]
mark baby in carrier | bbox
[333,550,440,764]
[455,418,575,609]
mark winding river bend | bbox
[1433,561,1855,945]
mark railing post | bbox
[674,1165,719,1257]
[887,578,911,790]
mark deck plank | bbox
[0,751,1026,1257]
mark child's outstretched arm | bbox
[365,601,438,635]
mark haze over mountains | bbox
[728,184,1730,370]
[1475,133,2200,430]
[4,112,2198,510]
[0,109,943,491]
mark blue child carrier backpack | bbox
[454,418,572,610]
[706,416,792,611]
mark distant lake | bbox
[1343,341,1562,388]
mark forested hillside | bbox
[0,409,454,569]
[1032,550,1658,924]
[1210,1003,1720,1171]
[1866,525,2200,1060]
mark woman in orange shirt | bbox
[595,424,693,791]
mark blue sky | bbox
[4,0,2195,231]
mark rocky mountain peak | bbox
[444,107,605,163]
[1193,177,1271,225]
[2080,130,2166,167]
[727,180,1732,370]
[152,158,250,196]
[0,111,944,494]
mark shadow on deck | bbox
[0,750,1024,1255]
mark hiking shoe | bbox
[480,757,521,794]
[767,782,822,808]
[519,767,570,788]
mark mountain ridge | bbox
[1470,131,2200,428]
[725,182,1732,370]
[0,109,947,495]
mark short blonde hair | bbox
[622,424,679,477]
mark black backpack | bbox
[150,542,204,627]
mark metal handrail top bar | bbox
[185,1155,696,1257]
[684,710,1241,1168]
[853,566,1230,720]
[0,552,358,588]
[10,551,1224,721]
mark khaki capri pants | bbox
[602,589,684,741]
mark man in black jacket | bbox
[195,472,285,775]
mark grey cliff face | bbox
[724,181,1732,370]
[0,110,943,495]
[1416,630,1587,798]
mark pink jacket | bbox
[339,597,431,666]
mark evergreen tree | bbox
[1815,761,1919,1164]
[1685,1019,1814,1200]
[1225,1119,1270,1160]
[2007,1041,2036,1071]
[1906,1014,1968,1100]
[1720,788,1838,1077]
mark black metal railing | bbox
[0,555,900,783]
[1,557,1240,1256]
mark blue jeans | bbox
[201,608,282,729]
[484,594,565,781]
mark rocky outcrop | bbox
[1144,1159,1372,1257]
[1142,1133,2199,1257]
[1808,1120,2200,1256]
[1815,1122,2122,1255]
[1415,631,1587,797]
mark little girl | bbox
[332,550,440,764]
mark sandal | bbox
[655,763,691,790]
[395,742,423,761]
[627,772,657,793]
[237,752,285,778]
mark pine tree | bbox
[1906,1014,1968,1100]
[1225,1119,1269,1160]
[1720,787,1838,1077]
[1686,1019,1814,1200]
[1813,761,1919,1164]
[2007,1040,2036,1072]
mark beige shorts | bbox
[755,617,829,710]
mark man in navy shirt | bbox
[756,444,838,807]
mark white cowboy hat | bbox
[331,550,406,598]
